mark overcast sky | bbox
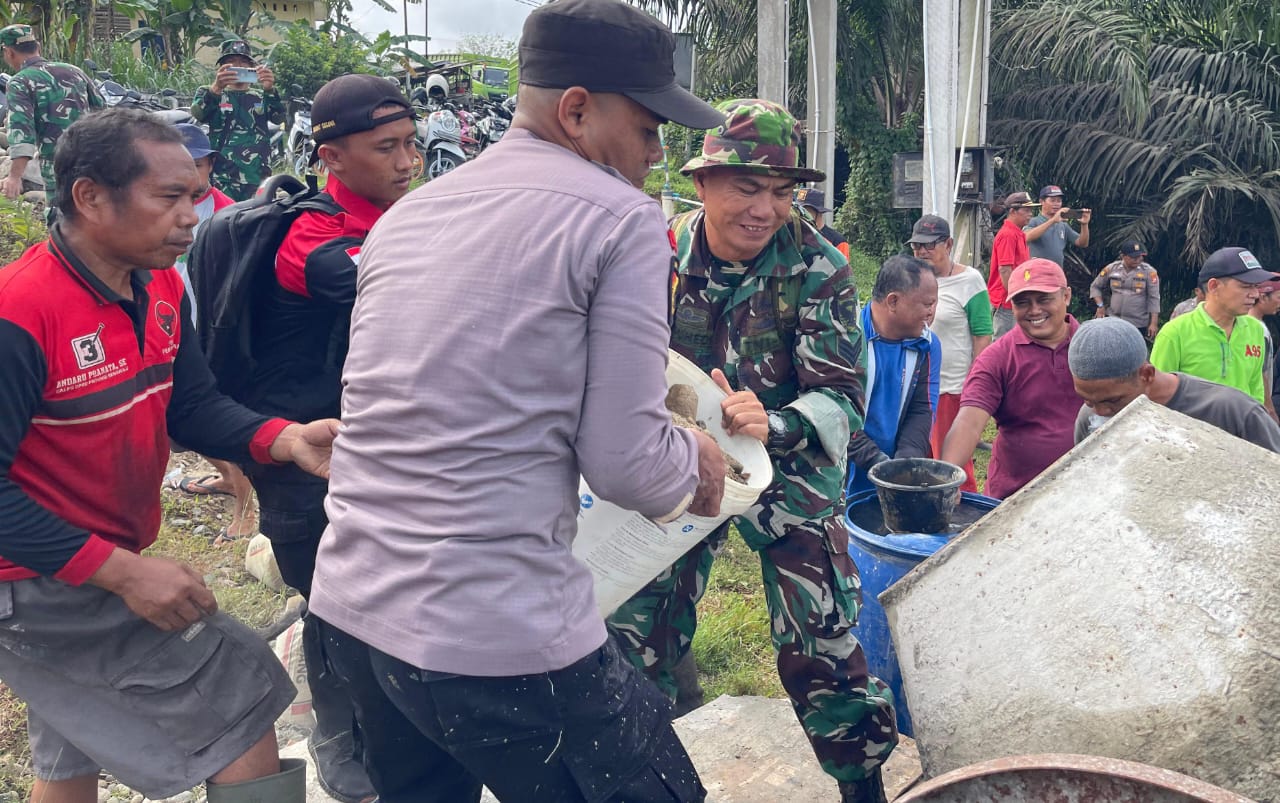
[347,0,534,54]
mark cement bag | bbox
[244,533,285,591]
[272,619,314,728]
[573,350,773,617]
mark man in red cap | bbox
[942,258,1083,498]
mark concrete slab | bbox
[882,398,1280,800]
[670,695,921,802]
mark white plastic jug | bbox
[573,351,773,617]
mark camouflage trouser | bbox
[608,521,898,784]
[212,157,270,202]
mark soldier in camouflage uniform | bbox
[607,99,898,803]
[190,39,284,201]
[1,24,104,205]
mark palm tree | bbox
[989,0,1280,294]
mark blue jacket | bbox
[847,303,936,494]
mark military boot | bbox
[838,769,887,803]
[206,758,306,803]
[302,614,377,803]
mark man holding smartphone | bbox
[191,39,284,201]
[1024,184,1091,267]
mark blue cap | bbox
[175,123,214,160]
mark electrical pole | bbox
[805,0,836,197]
[424,0,429,59]
[757,0,787,104]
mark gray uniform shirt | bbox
[309,129,700,676]
[1025,216,1080,266]
[1089,260,1161,330]
[1075,373,1280,451]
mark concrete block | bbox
[882,398,1280,800]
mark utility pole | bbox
[424,0,429,59]
[757,0,787,104]
[804,0,836,197]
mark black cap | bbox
[217,39,256,66]
[1198,247,1279,285]
[1039,184,1064,198]
[794,187,831,213]
[1119,240,1146,257]
[311,74,415,145]
[908,214,951,244]
[519,0,724,130]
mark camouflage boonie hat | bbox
[216,38,256,65]
[0,24,38,48]
[680,98,825,182]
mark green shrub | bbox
[267,26,380,99]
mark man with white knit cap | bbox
[1070,317,1280,451]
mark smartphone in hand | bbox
[1061,208,1083,221]
[230,66,259,84]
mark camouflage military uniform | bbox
[191,86,283,201]
[608,100,898,791]
[3,38,103,204]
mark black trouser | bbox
[244,463,328,597]
[317,619,707,803]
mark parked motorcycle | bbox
[416,105,467,179]
[285,94,313,175]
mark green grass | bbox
[849,247,880,304]
[693,532,784,700]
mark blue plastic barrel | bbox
[844,489,999,737]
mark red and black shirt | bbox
[0,225,289,583]
[244,176,387,421]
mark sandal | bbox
[174,473,233,496]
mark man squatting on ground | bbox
[305,1,732,800]
[217,73,424,803]
[0,109,341,803]
[1071,317,1280,452]
[607,99,899,803]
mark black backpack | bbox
[189,174,342,402]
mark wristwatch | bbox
[767,411,795,452]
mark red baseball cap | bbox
[1008,258,1067,298]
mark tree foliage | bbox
[268,24,379,98]
[991,0,1280,300]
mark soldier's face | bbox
[96,140,202,269]
[320,110,418,209]
[694,170,796,262]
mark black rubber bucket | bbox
[867,458,967,534]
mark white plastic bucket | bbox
[572,351,773,617]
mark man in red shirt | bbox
[229,74,419,803]
[989,191,1039,338]
[942,258,1083,498]
[0,108,337,803]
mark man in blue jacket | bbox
[848,255,939,494]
